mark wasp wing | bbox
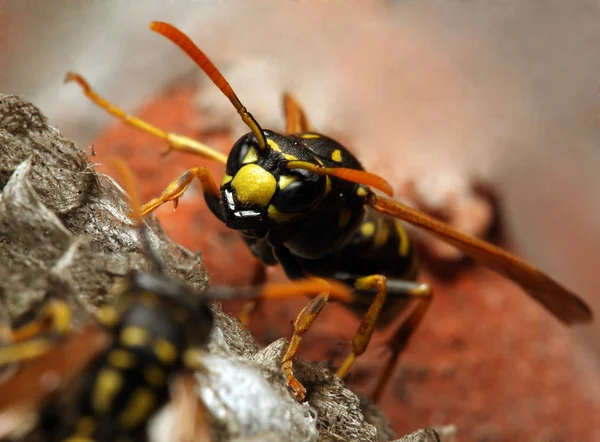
[369,194,592,325]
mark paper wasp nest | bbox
[0,94,454,442]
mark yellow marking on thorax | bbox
[331,149,343,163]
[221,173,233,186]
[92,368,123,413]
[118,387,156,429]
[74,416,96,438]
[183,348,203,369]
[301,133,321,139]
[360,222,375,238]
[268,204,298,223]
[267,139,281,152]
[231,164,277,207]
[96,305,119,327]
[394,220,410,257]
[153,338,178,364]
[108,349,137,370]
[120,326,150,347]
[356,187,368,198]
[373,219,390,247]
[278,174,298,189]
[338,208,352,228]
[143,364,166,387]
[283,153,298,161]
[242,147,258,164]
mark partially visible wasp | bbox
[0,160,353,442]
[65,21,593,403]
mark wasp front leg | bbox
[141,167,224,223]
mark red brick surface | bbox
[92,86,600,442]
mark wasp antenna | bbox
[110,158,164,271]
[149,21,268,150]
[286,160,394,197]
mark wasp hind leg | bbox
[283,92,311,134]
[65,72,227,164]
[371,279,432,402]
[333,276,431,403]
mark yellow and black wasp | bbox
[65,21,593,403]
[0,160,352,442]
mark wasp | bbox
[65,21,593,403]
[0,160,352,441]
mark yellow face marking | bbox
[267,139,281,152]
[278,174,298,190]
[118,387,156,429]
[143,364,166,387]
[374,219,390,248]
[283,153,298,161]
[301,133,320,139]
[394,220,410,257]
[267,204,298,223]
[331,149,343,163]
[242,146,258,164]
[338,208,352,228]
[221,173,233,186]
[231,164,277,207]
[92,368,123,413]
[74,416,96,437]
[360,222,375,238]
[356,187,368,198]
[120,326,150,347]
[108,349,136,370]
[153,338,178,364]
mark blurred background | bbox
[3,1,600,440]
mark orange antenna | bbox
[149,21,268,151]
[286,161,394,197]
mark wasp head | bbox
[219,131,327,230]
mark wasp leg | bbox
[281,291,330,401]
[238,260,267,327]
[65,72,227,164]
[7,299,72,343]
[283,92,311,134]
[335,274,388,379]
[0,299,73,366]
[371,281,432,402]
[141,167,223,222]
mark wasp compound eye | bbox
[226,136,258,176]
[272,172,324,213]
